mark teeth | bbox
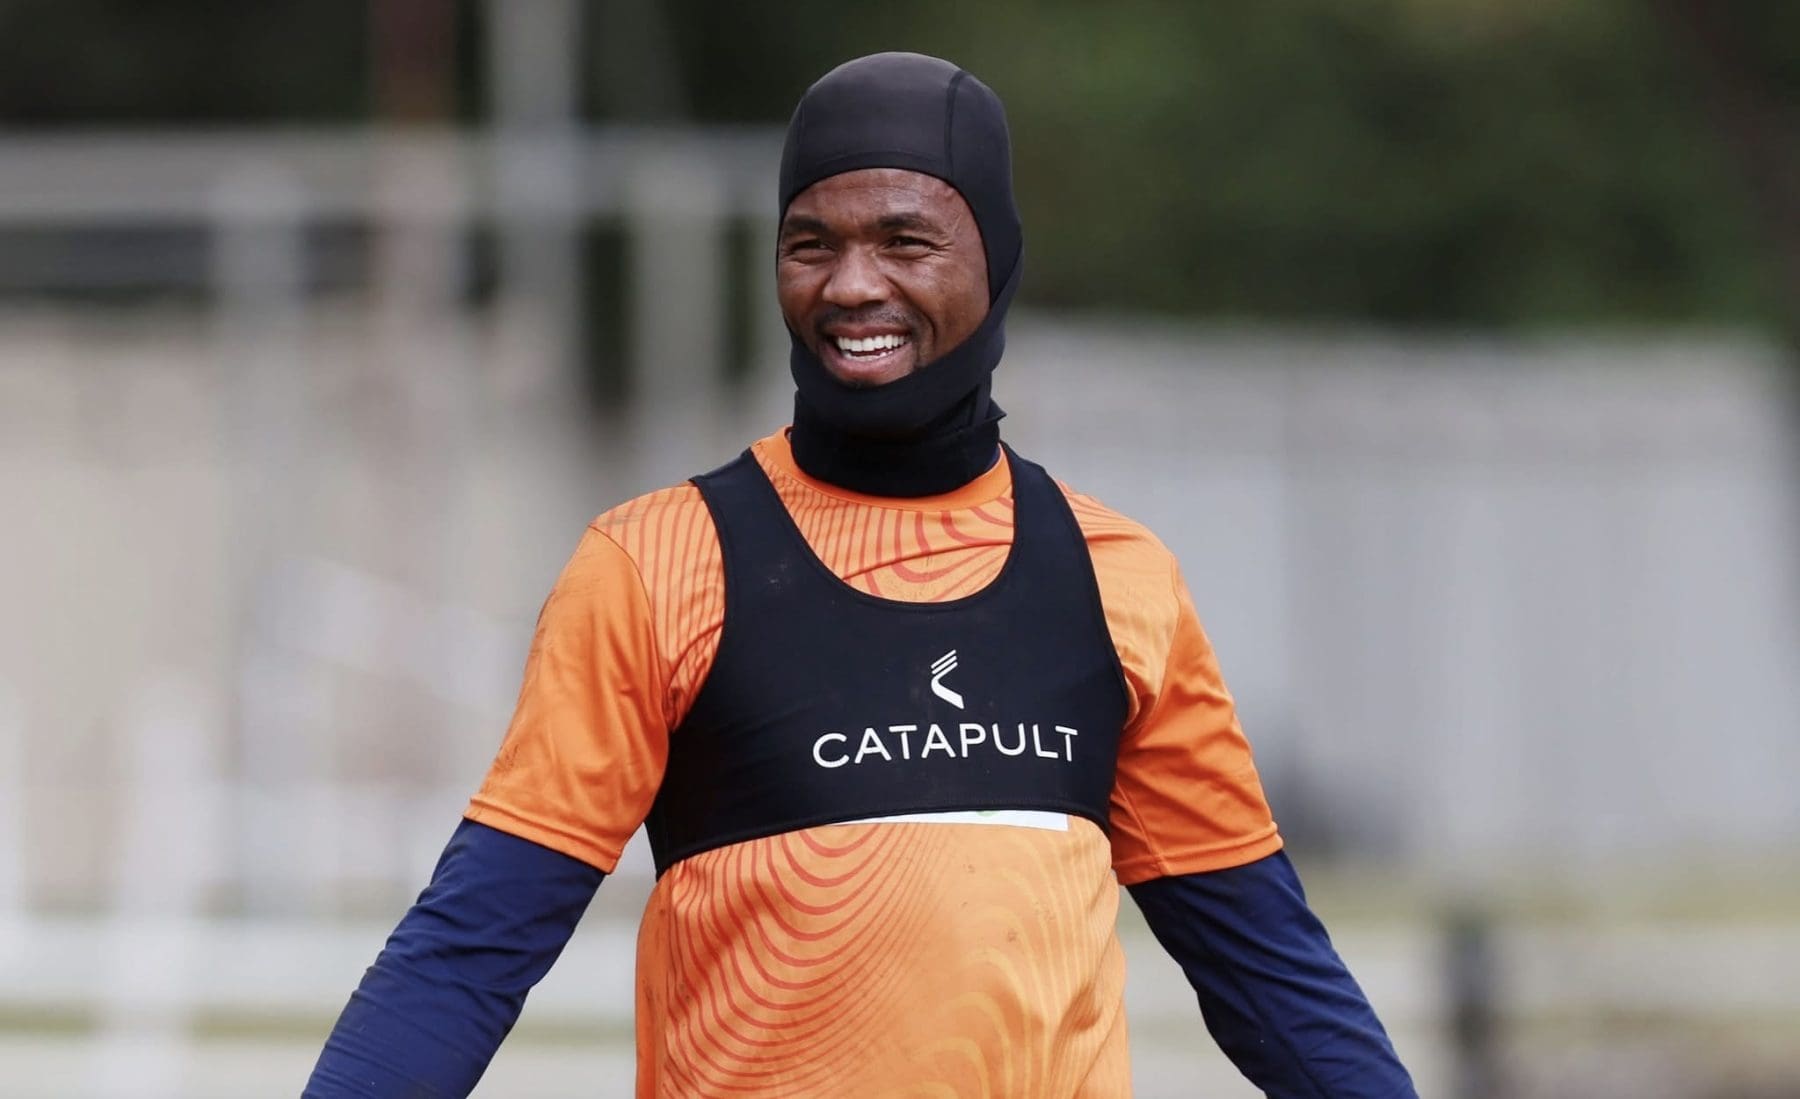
[834,333,908,355]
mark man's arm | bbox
[1128,851,1416,1099]
[304,820,605,1098]
[304,519,672,1095]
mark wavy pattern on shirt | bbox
[473,430,1280,1098]
[634,817,1130,1098]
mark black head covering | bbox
[779,52,1022,496]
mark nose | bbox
[820,245,888,309]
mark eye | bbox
[888,235,934,253]
[782,238,829,259]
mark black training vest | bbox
[644,444,1130,876]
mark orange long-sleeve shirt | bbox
[467,429,1281,1098]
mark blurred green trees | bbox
[1,0,1792,333]
[672,0,1794,331]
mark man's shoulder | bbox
[574,477,725,609]
[585,478,713,565]
[1055,481,1176,569]
[1052,480,1190,676]
[587,438,785,553]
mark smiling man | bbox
[780,169,988,388]
[306,53,1417,1098]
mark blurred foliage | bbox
[0,1,374,123]
[0,0,1793,332]
[672,0,1794,330]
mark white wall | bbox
[4,306,1795,910]
[1004,320,1800,878]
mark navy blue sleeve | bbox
[1127,850,1417,1099]
[304,819,606,1098]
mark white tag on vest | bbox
[836,809,1070,831]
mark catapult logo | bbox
[809,646,1081,770]
[929,649,964,709]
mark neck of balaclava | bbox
[787,257,1018,497]
[789,382,1003,498]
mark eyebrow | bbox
[778,211,948,238]
[874,211,943,235]
[779,214,830,238]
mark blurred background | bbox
[1,1,1797,1096]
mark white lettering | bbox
[854,727,892,764]
[814,718,1084,766]
[813,732,849,769]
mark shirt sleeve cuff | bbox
[463,801,624,874]
[1113,827,1283,886]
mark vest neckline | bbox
[732,440,1043,616]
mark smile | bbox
[833,333,911,360]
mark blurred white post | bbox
[488,0,584,399]
[749,208,790,412]
[0,684,22,921]
[624,143,730,485]
[369,133,480,769]
[209,164,322,914]
[371,135,471,408]
[88,674,219,1099]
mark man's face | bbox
[778,168,990,388]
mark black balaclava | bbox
[779,52,1022,497]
